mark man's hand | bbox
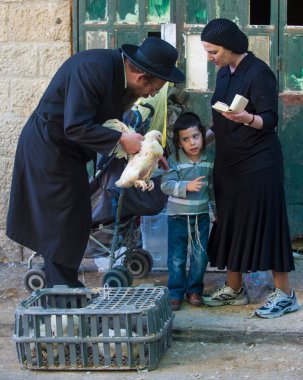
[186,176,205,192]
[119,132,143,154]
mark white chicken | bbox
[115,130,164,191]
[98,328,140,358]
[30,314,80,360]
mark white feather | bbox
[98,328,139,358]
[30,315,79,360]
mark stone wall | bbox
[0,0,72,262]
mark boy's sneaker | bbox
[255,288,299,319]
[203,284,248,306]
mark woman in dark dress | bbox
[200,18,298,318]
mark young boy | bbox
[161,112,216,310]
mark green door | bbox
[277,0,303,238]
[73,0,175,51]
[176,0,279,125]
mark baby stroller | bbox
[24,103,167,291]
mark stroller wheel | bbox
[127,251,151,279]
[113,265,133,286]
[102,269,129,287]
[133,248,153,270]
[24,268,46,292]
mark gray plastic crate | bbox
[13,285,173,371]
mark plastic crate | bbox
[13,285,173,371]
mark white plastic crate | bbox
[13,285,173,371]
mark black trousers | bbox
[44,258,85,288]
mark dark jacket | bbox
[6,49,126,268]
[211,52,282,175]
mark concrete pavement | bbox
[1,258,303,345]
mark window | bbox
[250,0,270,25]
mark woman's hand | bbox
[222,111,263,129]
[186,176,205,192]
[222,110,252,124]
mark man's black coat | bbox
[6,49,126,269]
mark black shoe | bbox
[170,299,181,311]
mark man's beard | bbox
[122,88,139,112]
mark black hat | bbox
[201,18,248,54]
[121,36,185,83]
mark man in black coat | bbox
[6,37,185,287]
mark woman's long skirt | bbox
[208,163,295,272]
